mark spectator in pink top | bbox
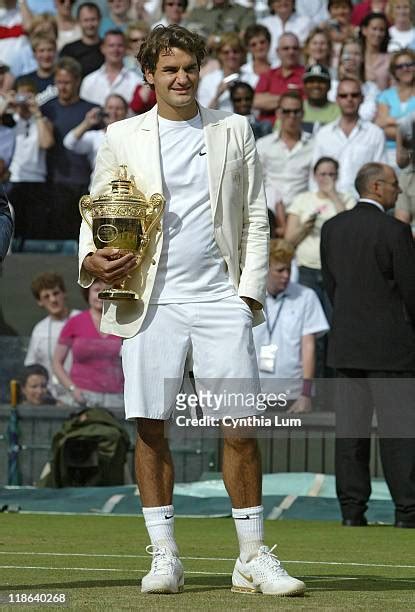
[53,279,124,409]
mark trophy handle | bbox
[79,194,93,230]
[144,193,165,237]
[135,194,165,267]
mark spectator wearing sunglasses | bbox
[152,0,188,29]
[311,78,386,196]
[376,49,415,167]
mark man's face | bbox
[232,86,253,115]
[336,80,362,117]
[102,34,126,63]
[145,47,199,115]
[277,35,300,69]
[79,7,100,38]
[373,167,402,209]
[277,96,303,131]
[267,260,291,295]
[108,0,130,16]
[37,286,67,317]
[34,42,56,71]
[304,78,329,103]
[55,69,79,102]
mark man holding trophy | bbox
[78,25,305,597]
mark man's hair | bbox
[55,56,82,80]
[16,77,38,93]
[28,13,58,39]
[77,1,102,19]
[138,25,206,76]
[277,31,300,50]
[328,0,352,10]
[269,239,295,265]
[337,76,362,91]
[31,32,57,51]
[20,364,49,387]
[230,81,254,100]
[244,24,271,46]
[126,20,150,40]
[103,29,126,44]
[31,272,66,300]
[162,0,188,11]
[279,91,303,108]
[354,162,386,196]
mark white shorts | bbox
[122,295,260,420]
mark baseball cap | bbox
[303,64,331,82]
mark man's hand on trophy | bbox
[83,248,137,283]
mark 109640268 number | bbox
[8,593,67,604]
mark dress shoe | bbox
[342,518,367,527]
[395,520,415,528]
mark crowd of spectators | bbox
[2,0,415,410]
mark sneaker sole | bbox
[231,585,305,597]
[141,585,184,594]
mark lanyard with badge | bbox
[259,296,285,373]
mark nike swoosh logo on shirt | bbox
[199,150,207,156]
[164,515,174,520]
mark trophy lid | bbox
[92,164,147,206]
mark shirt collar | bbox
[266,283,292,300]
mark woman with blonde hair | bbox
[303,27,332,70]
[386,0,415,52]
[198,33,249,111]
[376,47,415,164]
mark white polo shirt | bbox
[310,118,386,197]
[80,65,142,106]
[253,282,329,399]
[256,130,314,209]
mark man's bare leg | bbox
[136,418,174,506]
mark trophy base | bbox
[98,289,140,301]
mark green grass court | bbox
[0,515,414,610]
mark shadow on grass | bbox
[1,574,414,594]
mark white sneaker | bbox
[141,545,184,594]
[231,545,305,596]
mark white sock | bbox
[232,505,264,563]
[142,505,179,556]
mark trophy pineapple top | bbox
[93,164,147,208]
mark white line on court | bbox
[0,552,414,570]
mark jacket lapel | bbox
[200,106,227,220]
[133,105,163,198]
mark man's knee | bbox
[136,418,169,451]
[224,435,259,457]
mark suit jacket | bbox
[321,201,415,371]
[78,105,269,338]
[0,188,13,262]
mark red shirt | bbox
[255,65,305,122]
[351,1,388,26]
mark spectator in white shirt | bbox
[260,0,313,66]
[253,238,329,412]
[311,77,386,196]
[387,0,415,53]
[80,29,142,106]
[63,93,129,181]
[256,91,314,235]
[25,272,80,401]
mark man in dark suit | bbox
[0,187,13,261]
[321,162,415,528]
